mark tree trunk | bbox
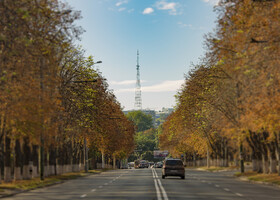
[193,152,196,167]
[101,150,105,169]
[49,147,56,175]
[268,143,277,173]
[207,147,210,168]
[84,138,88,172]
[14,139,22,180]
[239,142,244,173]
[256,151,263,173]
[262,152,269,174]
[277,132,280,176]
[224,142,228,167]
[4,134,11,182]
[251,148,258,172]
[22,137,31,180]
[32,145,38,178]
[113,154,116,169]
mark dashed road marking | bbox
[235,193,243,197]
[91,189,96,192]
[80,194,87,198]
[215,184,220,188]
[104,183,108,186]
[98,185,103,189]
[224,188,230,192]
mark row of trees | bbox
[0,0,135,182]
[126,110,161,162]
[160,0,280,174]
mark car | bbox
[139,160,149,168]
[128,162,134,169]
[162,158,185,179]
[155,162,163,168]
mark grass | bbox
[235,171,280,185]
[198,166,238,172]
[0,169,105,191]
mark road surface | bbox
[2,168,280,200]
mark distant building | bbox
[155,107,174,127]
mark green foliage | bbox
[135,128,157,152]
[126,110,153,132]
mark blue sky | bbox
[64,0,219,110]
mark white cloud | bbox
[128,9,134,13]
[143,7,154,15]
[115,0,128,7]
[118,7,126,12]
[115,80,184,93]
[203,0,220,6]
[155,1,178,15]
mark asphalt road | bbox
[2,168,280,200]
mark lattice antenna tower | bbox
[134,50,142,110]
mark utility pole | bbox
[84,137,88,172]
[134,50,142,110]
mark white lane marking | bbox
[109,180,113,183]
[152,169,156,178]
[224,188,230,192]
[154,178,162,200]
[236,193,243,197]
[156,178,168,200]
[81,194,87,198]
[201,180,206,183]
[98,185,103,189]
[104,183,108,186]
[152,168,162,200]
[153,168,169,200]
[215,184,220,188]
[91,189,96,192]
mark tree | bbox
[126,111,153,132]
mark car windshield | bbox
[165,160,183,166]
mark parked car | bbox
[162,158,185,179]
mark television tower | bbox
[134,50,142,110]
